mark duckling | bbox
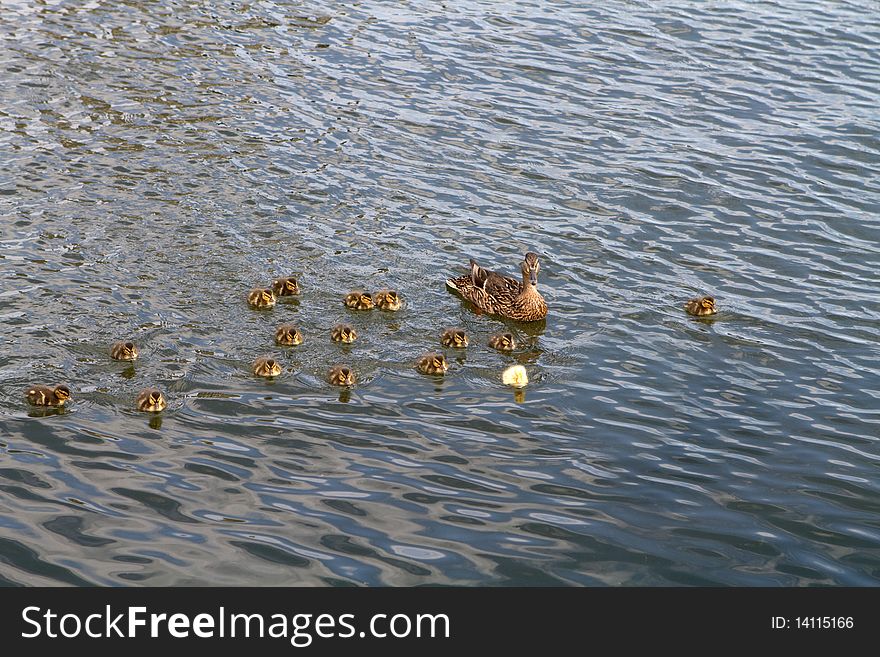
[344,291,374,310]
[136,388,166,412]
[272,276,300,297]
[488,332,516,351]
[502,365,529,388]
[275,324,303,346]
[25,384,71,407]
[331,323,357,343]
[417,352,449,375]
[247,288,276,309]
[374,289,402,311]
[685,296,717,317]
[440,328,469,348]
[110,341,139,361]
[329,364,356,386]
[252,356,282,377]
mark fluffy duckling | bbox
[136,388,166,412]
[502,365,529,388]
[329,365,356,386]
[110,341,139,361]
[275,324,303,346]
[247,288,276,309]
[344,291,374,310]
[488,333,516,351]
[417,352,449,375]
[272,276,300,297]
[25,384,71,407]
[685,296,717,317]
[374,289,402,311]
[252,357,282,377]
[440,328,469,348]
[331,323,357,343]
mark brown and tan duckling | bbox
[330,323,357,344]
[344,290,374,310]
[136,388,166,412]
[25,384,71,407]
[329,365,356,386]
[275,324,303,346]
[247,288,276,309]
[110,341,139,361]
[417,352,449,375]
[252,356,282,377]
[374,289,401,311]
[440,328,469,348]
[488,332,516,351]
[685,296,717,317]
[272,276,300,297]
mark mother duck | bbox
[446,252,548,322]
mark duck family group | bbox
[25,252,715,412]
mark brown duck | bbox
[446,252,547,321]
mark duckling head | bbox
[113,341,139,360]
[700,296,717,313]
[53,385,71,403]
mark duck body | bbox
[26,384,71,407]
[275,324,303,346]
[253,357,282,377]
[489,332,516,351]
[248,288,276,309]
[374,290,401,311]
[344,291,374,310]
[417,352,449,375]
[111,341,139,361]
[329,365,356,386]
[273,277,300,297]
[136,388,166,412]
[331,323,357,343]
[685,296,717,316]
[440,328,469,348]
[446,252,547,322]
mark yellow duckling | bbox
[136,388,167,412]
[417,352,449,375]
[252,356,282,377]
[329,365,356,386]
[685,296,717,317]
[374,289,402,311]
[488,333,516,351]
[25,384,71,407]
[440,328,469,348]
[331,323,357,343]
[275,324,303,346]
[247,288,276,309]
[272,276,300,297]
[110,341,139,361]
[344,291,374,310]
[502,365,528,388]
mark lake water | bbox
[1,0,878,586]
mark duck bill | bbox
[529,271,537,286]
